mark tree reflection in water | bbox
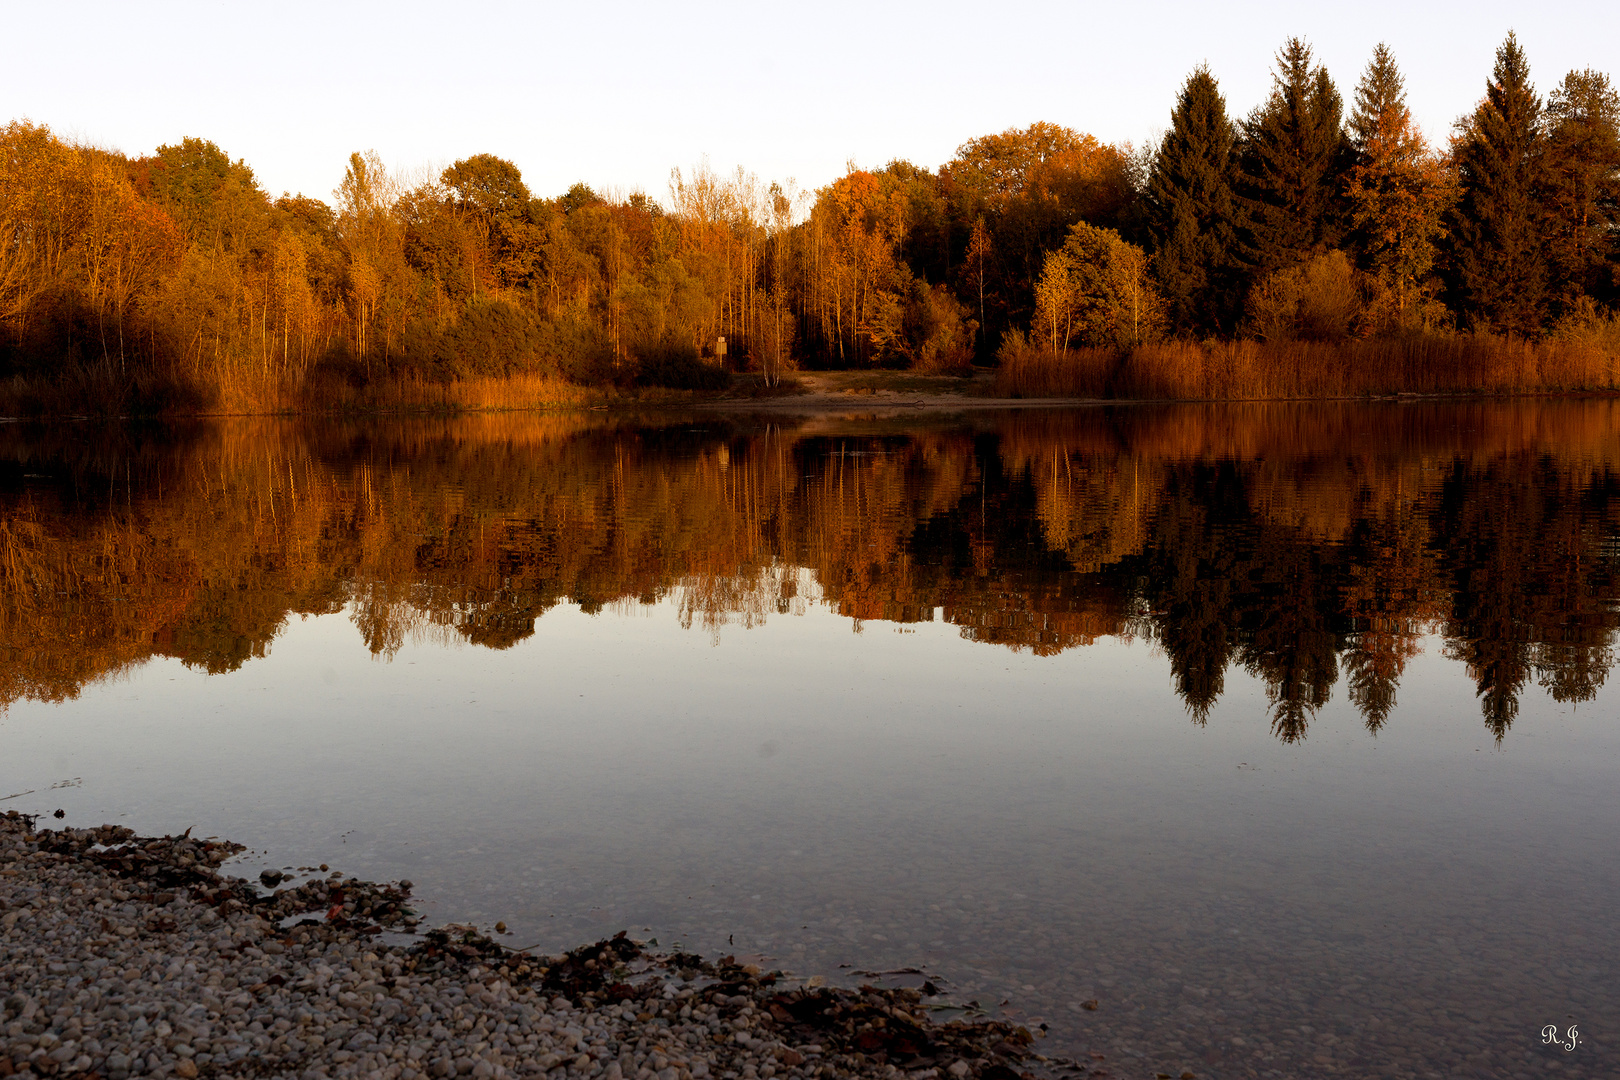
[3,402,1616,741]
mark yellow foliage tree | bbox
[1033,222,1166,351]
[809,169,911,364]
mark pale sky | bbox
[4,1,1614,207]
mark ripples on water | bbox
[2,402,1617,1078]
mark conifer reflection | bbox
[2,404,1616,742]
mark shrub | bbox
[535,318,617,385]
[903,282,975,373]
[1246,250,1363,341]
[1546,298,1620,388]
[634,339,729,391]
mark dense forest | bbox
[3,405,1617,741]
[2,34,1618,413]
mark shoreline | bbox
[5,368,1619,424]
[0,814,1082,1080]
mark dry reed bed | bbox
[993,334,1620,401]
[0,370,640,418]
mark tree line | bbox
[1142,34,1617,342]
[1,33,1616,412]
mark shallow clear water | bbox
[3,403,1617,1078]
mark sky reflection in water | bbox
[2,402,1617,1077]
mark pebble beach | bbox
[0,813,1085,1080]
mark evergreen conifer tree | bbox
[1147,66,1242,333]
[1542,69,1620,310]
[1237,39,1350,274]
[1451,33,1549,333]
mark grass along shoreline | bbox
[0,813,1087,1080]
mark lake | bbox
[2,401,1616,1078]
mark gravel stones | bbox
[0,813,1070,1080]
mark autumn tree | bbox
[881,160,951,287]
[756,180,804,384]
[1450,33,1549,334]
[0,122,73,351]
[807,169,910,365]
[668,162,762,358]
[442,154,531,219]
[944,124,1135,341]
[1146,66,1242,332]
[74,153,180,370]
[439,153,538,294]
[274,195,345,318]
[334,150,411,368]
[144,138,269,254]
[1344,44,1457,327]
[267,226,316,375]
[138,137,293,388]
[947,124,1134,234]
[1034,222,1165,351]
[963,216,991,354]
[0,123,181,380]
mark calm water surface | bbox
[2,403,1617,1079]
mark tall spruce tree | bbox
[1451,33,1549,333]
[1543,69,1620,310]
[1237,39,1350,274]
[1348,44,1408,150]
[1147,66,1242,333]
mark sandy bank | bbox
[696,373,1102,417]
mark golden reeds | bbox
[294,372,604,413]
[0,368,639,418]
[994,330,1620,400]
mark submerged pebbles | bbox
[0,813,1086,1080]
